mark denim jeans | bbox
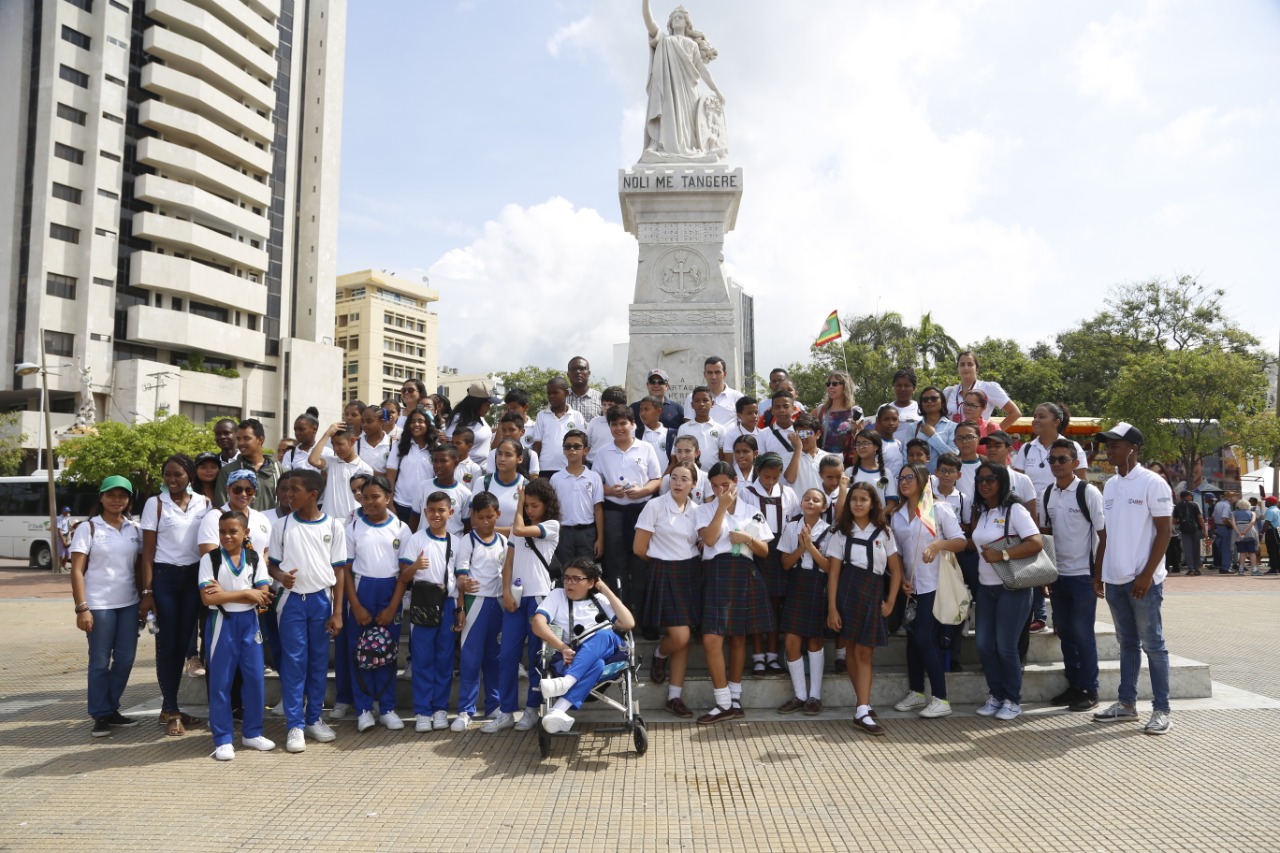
[905,590,947,700]
[1105,580,1169,713]
[152,562,201,713]
[86,604,140,719]
[1180,533,1202,570]
[1215,526,1234,570]
[1049,575,1098,692]
[974,584,1033,704]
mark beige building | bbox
[0,0,347,462]
[335,270,439,408]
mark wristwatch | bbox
[1001,549,1010,561]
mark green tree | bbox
[0,411,29,476]
[1105,348,1270,480]
[55,415,217,498]
[491,365,563,417]
[965,338,1066,416]
[912,311,960,372]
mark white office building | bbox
[0,0,346,468]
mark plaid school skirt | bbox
[836,565,888,648]
[779,567,828,638]
[701,553,775,637]
[756,541,788,599]
[642,557,702,629]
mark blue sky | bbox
[337,0,1280,384]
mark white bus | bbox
[0,476,99,568]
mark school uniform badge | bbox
[392,538,401,548]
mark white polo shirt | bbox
[550,467,604,526]
[72,516,143,610]
[697,499,773,560]
[585,415,632,465]
[719,420,758,457]
[354,433,394,474]
[281,443,331,474]
[486,446,540,478]
[414,479,471,537]
[536,588,616,640]
[659,466,716,505]
[267,512,346,594]
[890,501,963,594]
[1043,479,1104,576]
[399,528,457,593]
[1008,468,1037,514]
[198,548,269,612]
[141,492,212,566]
[943,380,1011,423]
[1101,464,1173,585]
[972,502,1040,586]
[684,386,744,425]
[594,439,662,507]
[1017,438,1089,499]
[636,492,701,560]
[778,517,832,571]
[198,504,273,558]
[739,480,800,539]
[477,471,527,529]
[530,408,582,472]
[345,514,408,580]
[891,401,922,447]
[323,455,374,523]
[455,530,507,598]
[677,419,727,472]
[824,522,897,575]
[756,422,799,474]
[509,522,560,597]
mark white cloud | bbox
[1136,105,1268,164]
[1073,0,1166,107]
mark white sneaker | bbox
[541,708,574,733]
[450,712,471,732]
[1143,711,1172,735]
[975,696,1002,717]
[285,727,306,753]
[431,710,449,730]
[514,710,538,731]
[415,714,434,733]
[398,668,412,681]
[919,697,952,719]
[356,710,376,733]
[894,690,927,712]
[241,735,275,751]
[480,711,515,733]
[995,700,1022,721]
[329,702,351,721]
[212,743,235,761]
[305,721,336,742]
[540,675,574,698]
[270,703,285,717]
[518,663,528,679]
[379,711,405,730]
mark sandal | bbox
[165,716,186,737]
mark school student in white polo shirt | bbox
[596,405,663,618]
[549,430,604,566]
[267,469,347,753]
[678,387,726,473]
[532,377,581,479]
[355,406,395,474]
[1090,423,1174,735]
[309,422,374,524]
[1041,439,1105,713]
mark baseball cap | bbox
[1096,421,1144,445]
[61,506,71,512]
[1266,496,1278,506]
[467,381,501,404]
[646,368,670,383]
[99,475,133,495]
[979,430,1013,447]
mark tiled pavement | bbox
[2,566,1278,852]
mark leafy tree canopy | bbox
[55,415,216,498]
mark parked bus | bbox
[0,476,99,568]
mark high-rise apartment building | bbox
[335,269,439,408]
[0,0,346,466]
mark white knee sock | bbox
[808,650,825,700]
[667,684,682,701]
[713,686,731,709]
[728,681,742,702]
[553,698,571,713]
[787,658,807,701]
[836,646,847,661]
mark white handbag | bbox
[932,550,971,625]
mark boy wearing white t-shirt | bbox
[267,470,347,753]
[309,422,374,523]
[718,396,759,464]
[677,386,725,473]
[550,429,604,566]
[531,378,581,479]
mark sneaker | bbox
[106,711,140,728]
[894,690,927,712]
[91,718,112,738]
[329,702,351,721]
[398,668,412,681]
[1029,619,1048,633]
[995,700,1022,721]
[305,721,336,742]
[212,743,235,761]
[241,735,275,751]
[803,697,822,716]
[450,712,471,732]
[1143,711,1172,735]
[270,703,285,717]
[1069,691,1099,713]
[285,727,305,753]
[1093,701,1139,722]
[1050,686,1082,706]
[431,710,449,730]
[379,711,405,730]
[540,676,573,698]
[776,697,806,715]
[514,710,538,731]
[185,657,206,678]
[415,715,434,733]
[356,711,376,733]
[919,697,952,718]
[480,711,515,733]
[541,708,574,733]
[975,696,1002,717]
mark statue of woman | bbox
[640,1,727,163]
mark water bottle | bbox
[730,523,743,558]
[509,576,523,603]
[145,611,160,635]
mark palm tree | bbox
[913,311,959,371]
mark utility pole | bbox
[142,371,176,420]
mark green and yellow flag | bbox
[815,310,841,346]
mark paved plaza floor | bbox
[1,565,1278,852]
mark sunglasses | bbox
[920,395,941,403]
[562,443,585,451]
[1047,454,1075,465]
[975,475,998,484]
[400,388,417,395]
[647,378,667,384]
[826,380,844,386]
[562,575,590,584]
[797,430,814,439]
[229,485,255,494]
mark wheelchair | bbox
[536,619,649,759]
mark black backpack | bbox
[1041,482,1092,531]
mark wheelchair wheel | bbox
[633,716,648,756]
[538,725,552,759]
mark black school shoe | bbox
[106,711,140,728]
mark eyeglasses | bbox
[1047,455,1075,465]
[853,440,874,448]
[797,430,814,439]
[826,380,844,387]
[897,474,916,483]
[975,475,998,484]
[920,395,941,403]
[562,575,590,584]
[229,485,255,494]
[956,434,978,441]
[562,443,585,451]
[962,401,982,409]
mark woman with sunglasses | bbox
[397,380,428,432]
[913,386,957,472]
[814,371,861,464]
[970,462,1043,721]
[944,351,1021,430]
[197,470,274,561]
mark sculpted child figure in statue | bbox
[641,1,728,163]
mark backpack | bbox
[1173,501,1201,534]
[355,623,399,671]
[1040,483,1092,530]
[205,547,263,619]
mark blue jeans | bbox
[974,584,1033,704]
[498,596,543,713]
[86,604,140,719]
[1215,526,1234,570]
[1105,580,1170,713]
[905,590,947,700]
[1180,533,1202,570]
[555,629,625,709]
[1049,575,1098,692]
[152,562,201,713]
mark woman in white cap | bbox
[446,382,499,470]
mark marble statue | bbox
[640,1,727,164]
[77,362,95,427]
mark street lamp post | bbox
[15,344,71,572]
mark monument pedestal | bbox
[619,164,744,403]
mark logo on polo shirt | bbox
[323,533,332,543]
[1128,499,1144,506]
[392,538,401,548]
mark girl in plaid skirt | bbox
[825,483,903,736]
[776,488,832,715]
[696,462,774,725]
[738,453,798,676]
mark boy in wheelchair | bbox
[532,557,637,733]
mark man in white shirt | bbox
[682,356,743,425]
[1091,422,1174,735]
